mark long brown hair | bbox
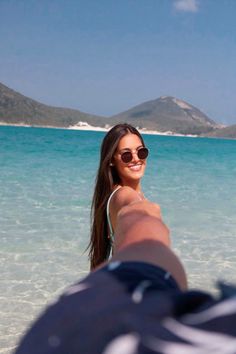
[89,123,145,270]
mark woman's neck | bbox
[119,180,142,193]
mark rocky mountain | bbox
[0,82,107,127]
[109,96,219,135]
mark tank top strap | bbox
[106,186,122,240]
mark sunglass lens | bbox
[138,147,149,160]
[121,151,132,163]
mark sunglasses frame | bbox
[119,147,149,164]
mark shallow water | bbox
[0,126,236,353]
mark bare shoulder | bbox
[113,186,140,204]
[110,186,141,216]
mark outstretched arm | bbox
[111,200,188,291]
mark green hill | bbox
[0,82,107,127]
[109,96,219,135]
[205,124,236,139]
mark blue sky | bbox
[0,0,236,124]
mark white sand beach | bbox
[67,121,198,137]
[0,121,198,138]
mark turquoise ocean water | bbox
[1,126,236,353]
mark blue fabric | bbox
[15,261,236,354]
[104,261,180,293]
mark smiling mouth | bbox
[128,163,142,171]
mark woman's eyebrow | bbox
[119,145,143,152]
[119,148,131,152]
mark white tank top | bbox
[106,186,121,242]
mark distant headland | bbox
[0,82,235,139]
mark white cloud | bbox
[173,0,199,13]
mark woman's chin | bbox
[122,171,144,183]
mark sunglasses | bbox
[119,147,149,164]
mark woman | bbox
[89,124,149,267]
[89,123,187,290]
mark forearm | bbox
[111,200,187,290]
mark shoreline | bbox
[0,122,198,138]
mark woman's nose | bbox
[132,151,139,162]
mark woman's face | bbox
[113,133,147,185]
